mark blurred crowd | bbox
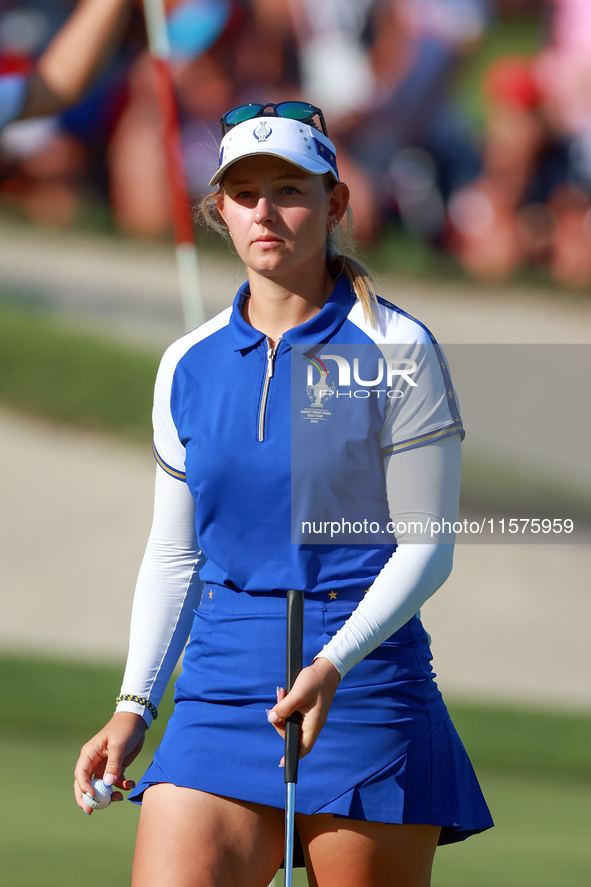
[1,0,591,288]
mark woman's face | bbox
[217,155,347,281]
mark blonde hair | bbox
[199,173,379,327]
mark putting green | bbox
[432,768,591,886]
[2,735,590,887]
[0,736,137,887]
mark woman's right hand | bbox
[74,711,147,814]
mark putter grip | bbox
[285,589,304,785]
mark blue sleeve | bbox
[0,75,27,130]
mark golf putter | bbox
[284,588,304,887]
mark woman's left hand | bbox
[266,657,341,762]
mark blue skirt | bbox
[129,584,493,845]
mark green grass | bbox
[0,655,176,886]
[0,298,158,442]
[1,735,589,887]
[0,736,138,887]
[1,653,590,886]
[0,653,176,755]
[432,769,591,887]
[446,701,591,781]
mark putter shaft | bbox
[284,782,296,887]
[283,589,304,887]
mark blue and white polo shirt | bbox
[152,274,463,594]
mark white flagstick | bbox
[142,0,204,331]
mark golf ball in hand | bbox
[83,778,113,810]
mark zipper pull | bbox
[266,336,282,378]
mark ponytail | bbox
[326,203,378,328]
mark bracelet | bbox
[116,694,158,721]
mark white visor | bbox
[209,116,339,186]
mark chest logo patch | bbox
[302,356,334,423]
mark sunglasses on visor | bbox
[220,102,328,137]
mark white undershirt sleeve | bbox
[315,433,462,678]
[115,466,204,726]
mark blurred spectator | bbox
[288,0,489,242]
[448,0,591,287]
[0,0,133,226]
[0,0,132,126]
[5,0,584,292]
[178,0,299,197]
[289,0,376,117]
[447,54,547,280]
[107,50,170,239]
[0,0,492,252]
[108,0,236,238]
[536,0,591,286]
[108,0,301,238]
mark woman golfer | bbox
[75,101,493,887]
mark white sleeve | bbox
[378,340,464,456]
[152,340,189,480]
[315,433,461,678]
[115,464,204,726]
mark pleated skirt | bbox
[129,584,493,845]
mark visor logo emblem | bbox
[253,122,272,141]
